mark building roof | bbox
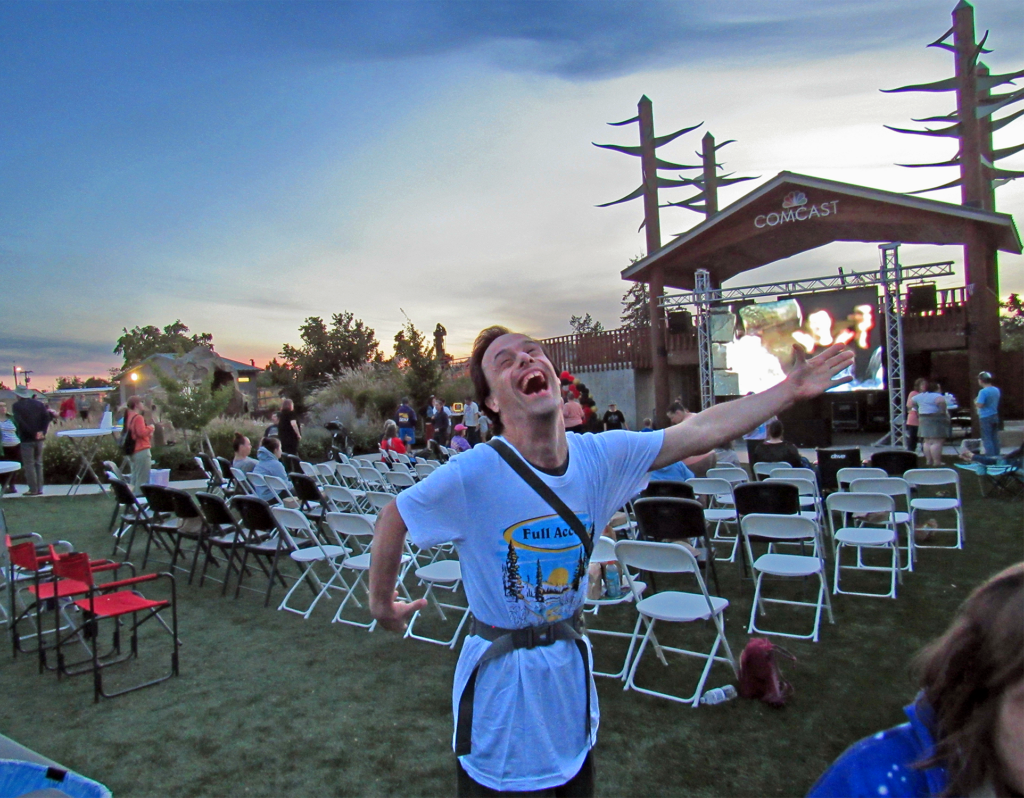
[622,171,1022,289]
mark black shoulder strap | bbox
[487,439,592,557]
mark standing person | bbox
[369,326,852,796]
[666,402,716,476]
[59,395,77,422]
[396,398,418,448]
[431,397,450,447]
[0,401,21,494]
[263,411,280,440]
[462,396,481,447]
[77,394,89,422]
[906,377,927,454]
[910,382,950,467]
[477,412,490,443]
[602,403,627,431]
[11,387,52,497]
[124,396,155,489]
[277,398,301,456]
[562,393,585,433]
[975,372,1002,457]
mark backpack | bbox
[121,412,136,456]
[738,637,796,707]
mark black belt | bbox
[455,612,591,757]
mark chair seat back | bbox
[733,481,800,517]
[633,497,707,542]
[870,450,919,477]
[642,480,695,500]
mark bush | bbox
[206,416,268,459]
[151,444,203,477]
[298,427,332,462]
[311,363,405,420]
[305,399,384,456]
[42,430,124,485]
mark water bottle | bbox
[603,562,622,599]
[699,685,738,705]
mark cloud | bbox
[0,334,116,381]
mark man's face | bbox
[667,409,688,425]
[481,333,561,428]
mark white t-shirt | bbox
[462,401,479,427]
[395,430,664,791]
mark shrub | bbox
[311,363,405,420]
[205,416,268,459]
[298,427,332,462]
[42,430,124,485]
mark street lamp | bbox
[13,365,22,388]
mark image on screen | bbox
[722,287,882,394]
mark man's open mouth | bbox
[520,370,549,395]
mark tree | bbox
[114,320,213,370]
[55,376,109,390]
[620,255,651,329]
[1001,294,1024,352]
[569,313,604,335]
[280,312,379,387]
[393,319,442,411]
[153,368,232,454]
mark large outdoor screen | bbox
[722,287,883,394]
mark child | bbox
[450,423,471,453]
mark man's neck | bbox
[502,413,568,470]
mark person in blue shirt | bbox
[395,398,417,448]
[808,563,1024,798]
[975,372,1001,457]
[252,437,292,504]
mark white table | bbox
[55,427,121,496]
[0,461,19,500]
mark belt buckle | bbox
[530,625,552,648]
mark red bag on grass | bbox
[738,637,796,707]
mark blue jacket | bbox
[253,447,290,503]
[648,460,695,483]
[807,700,947,798]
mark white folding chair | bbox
[903,468,964,551]
[836,467,887,492]
[615,539,736,706]
[323,485,374,520]
[414,462,438,480]
[365,491,396,515]
[705,467,747,505]
[583,536,646,679]
[335,462,364,490]
[300,461,322,483]
[404,555,469,648]
[262,474,297,504]
[271,507,350,619]
[764,477,822,525]
[384,471,416,493]
[851,477,914,571]
[741,513,834,642]
[825,492,901,599]
[685,477,739,562]
[770,467,819,495]
[230,467,256,495]
[315,462,341,487]
[358,466,394,494]
[246,472,278,505]
[753,461,789,480]
[372,460,391,475]
[327,512,411,631]
[394,453,413,466]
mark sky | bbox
[1,0,1022,390]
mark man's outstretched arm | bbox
[369,501,427,632]
[651,343,855,470]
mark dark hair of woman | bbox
[232,433,248,452]
[281,398,294,412]
[766,419,784,439]
[469,325,511,436]
[260,436,281,454]
[926,380,941,394]
[914,562,1023,796]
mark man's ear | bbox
[485,394,499,415]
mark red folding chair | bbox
[53,552,179,702]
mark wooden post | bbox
[638,95,670,424]
[954,1,999,432]
[701,132,719,217]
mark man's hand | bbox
[371,590,428,633]
[785,343,855,401]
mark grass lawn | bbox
[1,473,1021,798]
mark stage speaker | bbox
[667,311,693,334]
[831,399,860,431]
[907,283,937,313]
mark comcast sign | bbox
[754,191,840,229]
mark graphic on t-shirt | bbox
[398,412,410,424]
[501,513,590,625]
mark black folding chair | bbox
[733,481,801,577]
[138,485,185,571]
[108,478,153,560]
[195,492,254,594]
[288,473,328,533]
[632,497,720,594]
[641,480,696,501]
[231,495,293,607]
[871,450,919,477]
[216,456,238,495]
[281,453,302,476]
[816,447,861,493]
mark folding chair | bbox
[685,478,739,563]
[326,512,412,630]
[195,492,249,594]
[583,535,646,679]
[705,467,747,506]
[753,461,789,480]
[850,477,914,571]
[741,514,834,642]
[836,467,887,491]
[870,450,919,477]
[52,552,179,702]
[195,453,224,495]
[365,491,396,515]
[825,492,901,599]
[231,495,299,607]
[335,462,366,491]
[815,447,861,493]
[615,539,736,706]
[770,467,819,494]
[372,460,391,475]
[641,480,695,500]
[288,473,329,530]
[733,481,800,576]
[281,453,302,476]
[139,484,192,572]
[414,462,438,480]
[955,461,1024,499]
[216,457,237,494]
[358,466,393,494]
[385,471,416,493]
[764,477,822,524]
[316,462,341,487]
[107,478,154,561]
[404,555,469,648]
[323,484,373,518]
[165,488,225,585]
[271,507,350,619]
[903,468,965,551]
[633,497,720,593]
[231,467,257,496]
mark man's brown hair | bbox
[914,563,1023,796]
[469,326,511,436]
